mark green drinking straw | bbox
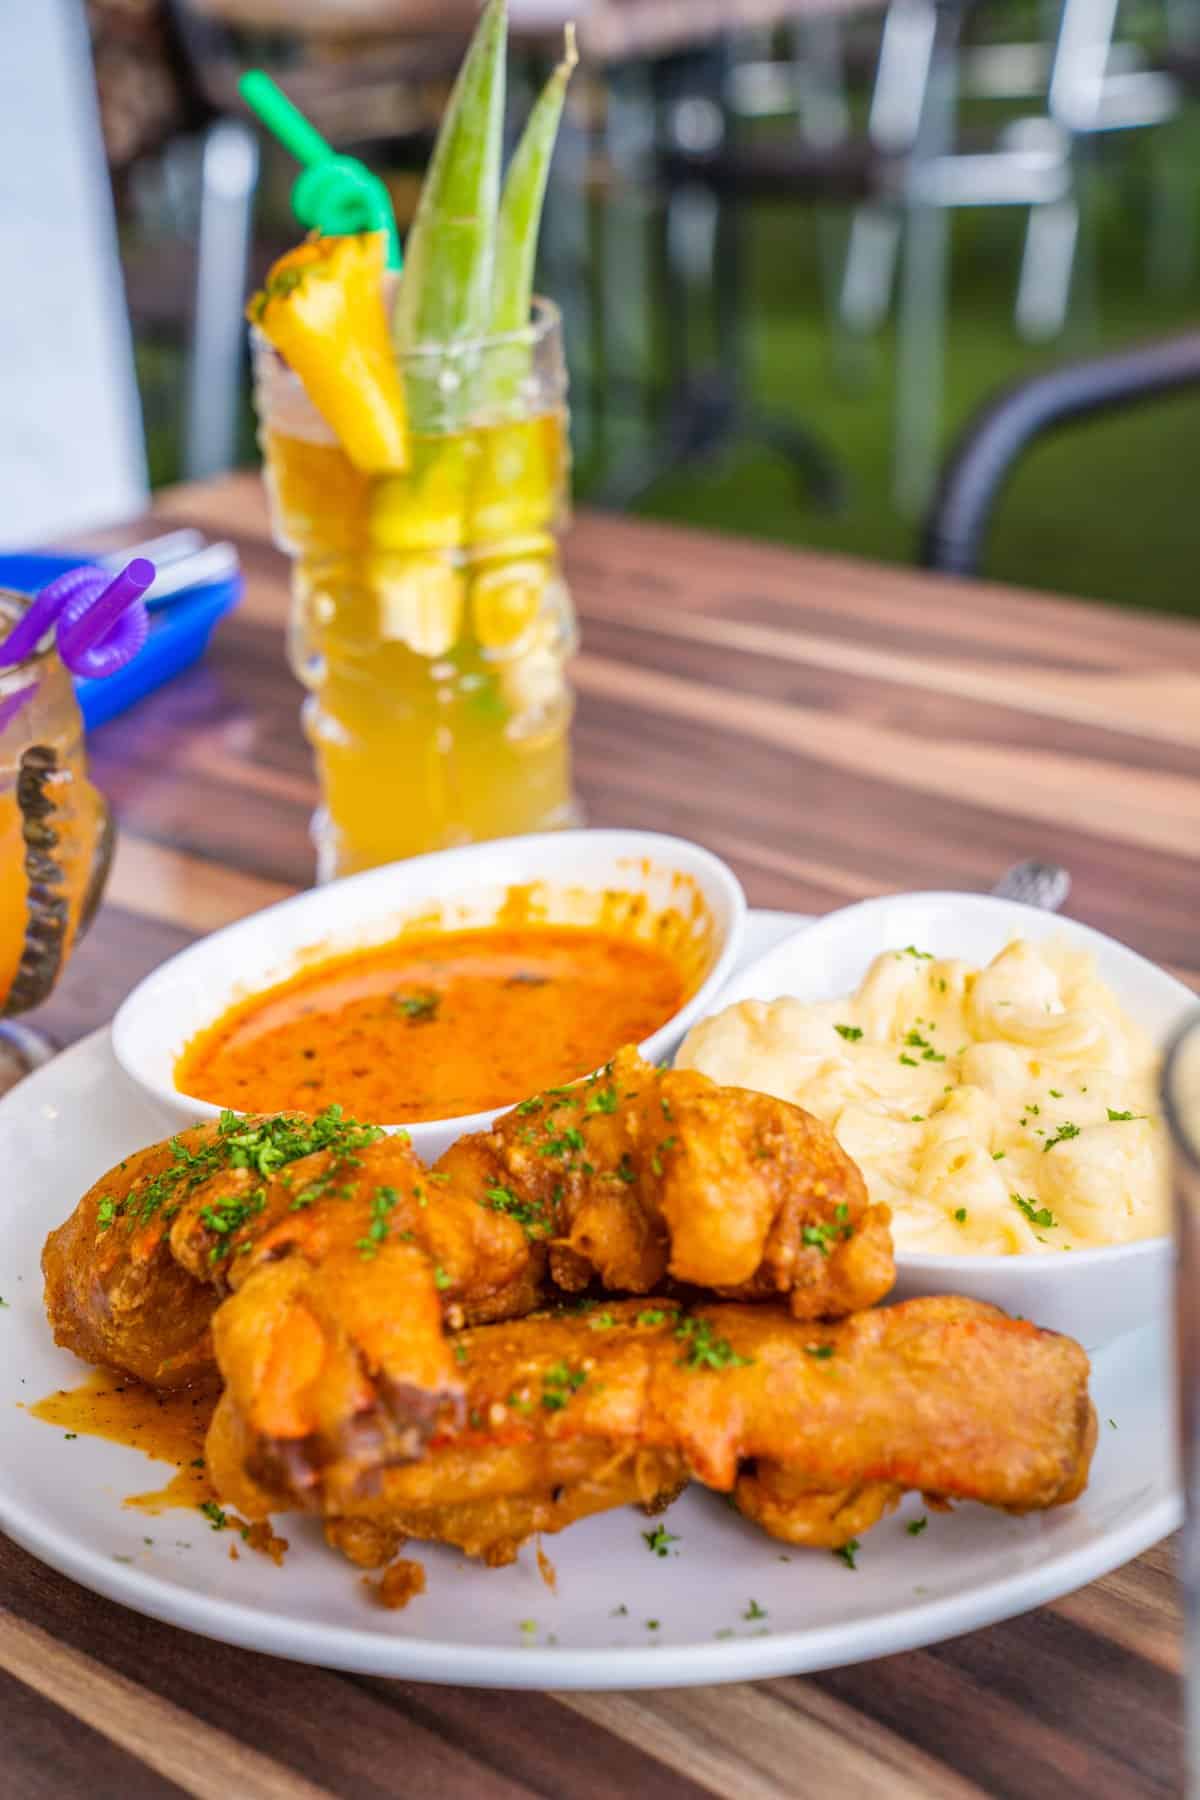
[238,70,402,270]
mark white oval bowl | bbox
[690,891,1195,1349]
[112,830,746,1161]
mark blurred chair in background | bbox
[94,0,259,481]
[921,329,1200,576]
[596,31,872,510]
[0,0,148,545]
[840,0,1180,515]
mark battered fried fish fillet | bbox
[43,1050,892,1389]
[205,1293,1096,1562]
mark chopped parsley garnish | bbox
[515,1096,543,1116]
[899,1054,919,1068]
[833,1540,859,1569]
[482,1183,549,1240]
[589,1311,618,1331]
[199,1187,267,1262]
[743,1599,767,1621]
[834,1023,863,1042]
[519,1619,537,1635]
[804,1344,835,1360]
[901,946,933,960]
[1049,1089,1064,1099]
[1107,1108,1142,1123]
[585,1086,619,1115]
[674,1315,752,1371]
[651,1135,677,1177]
[611,1603,628,1617]
[1012,1193,1057,1229]
[542,1361,587,1410]
[636,1308,669,1327]
[433,1265,452,1291]
[991,1151,1006,1161]
[117,1106,382,1236]
[614,1154,637,1184]
[660,1096,673,1121]
[356,1185,399,1259]
[906,1517,928,1537]
[453,1340,469,1365]
[802,1209,853,1257]
[541,1127,585,1160]
[642,1524,679,1557]
[200,1501,228,1531]
[96,1196,118,1230]
[953,1207,967,1224]
[1043,1122,1081,1153]
[393,990,440,1022]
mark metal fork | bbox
[990,859,1071,913]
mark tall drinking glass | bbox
[0,590,114,1090]
[1166,1009,1200,1796]
[252,298,580,880]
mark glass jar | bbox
[252,297,581,880]
[0,592,113,1056]
[1165,1011,1200,1794]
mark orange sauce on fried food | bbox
[30,1370,216,1513]
[175,922,688,1121]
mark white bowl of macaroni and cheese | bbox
[677,892,1194,1347]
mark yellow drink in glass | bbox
[253,298,580,879]
[0,592,112,1018]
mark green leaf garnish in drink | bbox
[393,0,508,360]
[483,25,577,412]
[491,26,578,339]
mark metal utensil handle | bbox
[989,859,1071,913]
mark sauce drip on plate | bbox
[30,1370,216,1513]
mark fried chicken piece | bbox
[440,1046,892,1316]
[41,1108,536,1389]
[206,1295,1096,1562]
[44,1051,892,1391]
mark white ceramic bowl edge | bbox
[112,829,746,1162]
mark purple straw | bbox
[0,558,154,736]
[0,563,99,667]
[57,557,153,679]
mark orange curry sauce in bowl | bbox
[175,916,688,1124]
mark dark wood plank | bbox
[0,1663,188,1800]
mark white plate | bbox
[699,892,1195,1349]
[0,909,1179,1689]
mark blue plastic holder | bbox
[0,551,242,731]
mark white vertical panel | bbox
[0,0,148,546]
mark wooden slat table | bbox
[5,472,1197,1798]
